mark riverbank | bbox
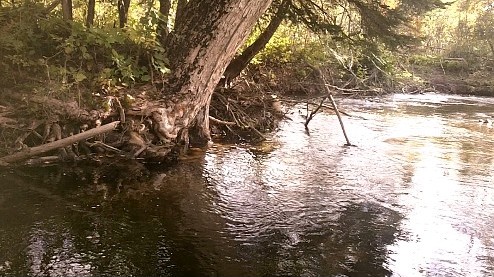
[406,63,494,97]
[2,62,494,166]
[0,82,281,165]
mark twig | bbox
[209,116,236,126]
[304,97,326,129]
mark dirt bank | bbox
[409,65,494,96]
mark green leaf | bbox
[73,72,87,82]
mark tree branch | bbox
[0,121,120,165]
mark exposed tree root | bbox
[0,90,173,166]
[0,85,280,167]
[209,89,278,141]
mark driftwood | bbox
[24,155,66,166]
[303,66,352,146]
[211,92,268,140]
[0,121,120,164]
[304,98,325,129]
[318,70,352,146]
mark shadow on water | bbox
[1,93,494,276]
[0,163,212,277]
[0,157,402,277]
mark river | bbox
[1,93,494,277]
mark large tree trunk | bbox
[61,0,72,20]
[157,0,171,44]
[117,0,131,28]
[156,0,273,147]
[222,0,288,84]
[86,0,95,27]
[174,0,187,28]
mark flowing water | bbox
[1,93,494,277]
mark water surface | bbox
[1,93,494,276]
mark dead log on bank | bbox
[0,121,120,164]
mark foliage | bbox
[419,0,494,65]
[241,21,399,90]
[0,0,169,91]
[0,0,459,94]
[228,0,448,92]
[0,3,62,85]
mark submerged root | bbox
[209,89,280,141]
[0,91,179,166]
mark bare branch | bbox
[0,121,120,165]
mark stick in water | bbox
[317,68,353,146]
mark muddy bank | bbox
[424,74,494,96]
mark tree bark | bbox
[158,0,273,146]
[61,0,72,20]
[117,0,131,28]
[86,0,95,27]
[157,0,171,44]
[222,0,288,84]
[174,0,187,29]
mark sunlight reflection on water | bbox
[202,93,494,276]
[1,93,494,276]
[345,94,494,276]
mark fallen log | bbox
[0,121,120,165]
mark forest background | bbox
[1,0,493,164]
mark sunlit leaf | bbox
[74,72,87,82]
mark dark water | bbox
[1,93,494,277]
